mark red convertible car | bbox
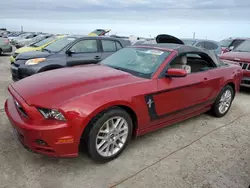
[5,35,243,162]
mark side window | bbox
[102,40,117,52]
[70,40,98,53]
[116,41,123,50]
[196,42,205,48]
[169,53,216,74]
[204,42,218,50]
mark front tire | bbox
[212,85,234,117]
[87,108,133,162]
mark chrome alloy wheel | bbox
[218,89,232,114]
[95,116,129,157]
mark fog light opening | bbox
[36,139,49,146]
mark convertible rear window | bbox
[100,47,171,78]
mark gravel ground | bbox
[0,53,249,188]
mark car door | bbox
[149,52,220,125]
[66,39,101,67]
[100,39,123,60]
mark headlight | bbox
[25,58,46,65]
[38,108,66,121]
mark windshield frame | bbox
[100,46,172,79]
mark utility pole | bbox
[193,32,196,39]
[21,26,23,32]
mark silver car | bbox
[181,38,222,55]
[12,33,39,48]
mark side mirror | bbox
[66,49,75,56]
[229,46,234,50]
[165,68,187,77]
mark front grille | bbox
[14,100,28,118]
[238,62,250,71]
[241,80,250,85]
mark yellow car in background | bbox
[88,29,111,36]
[10,35,64,63]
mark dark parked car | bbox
[11,36,131,81]
[219,38,248,54]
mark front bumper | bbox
[10,60,39,81]
[4,95,79,158]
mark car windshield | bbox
[182,39,196,46]
[100,47,171,78]
[233,40,250,52]
[31,36,57,47]
[219,39,233,47]
[43,37,76,52]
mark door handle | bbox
[94,56,101,60]
[204,77,208,81]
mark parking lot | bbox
[0,53,249,188]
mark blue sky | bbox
[1,0,250,40]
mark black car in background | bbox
[11,36,131,81]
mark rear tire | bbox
[212,85,234,117]
[87,108,133,162]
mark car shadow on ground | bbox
[0,54,11,57]
[240,87,250,94]
[36,112,212,166]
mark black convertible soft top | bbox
[134,34,224,67]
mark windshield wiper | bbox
[110,66,125,72]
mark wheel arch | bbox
[38,64,64,72]
[223,81,236,98]
[80,103,139,144]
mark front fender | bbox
[86,100,137,125]
[61,88,136,131]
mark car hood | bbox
[220,51,250,62]
[11,64,145,107]
[16,51,51,60]
[15,46,38,54]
